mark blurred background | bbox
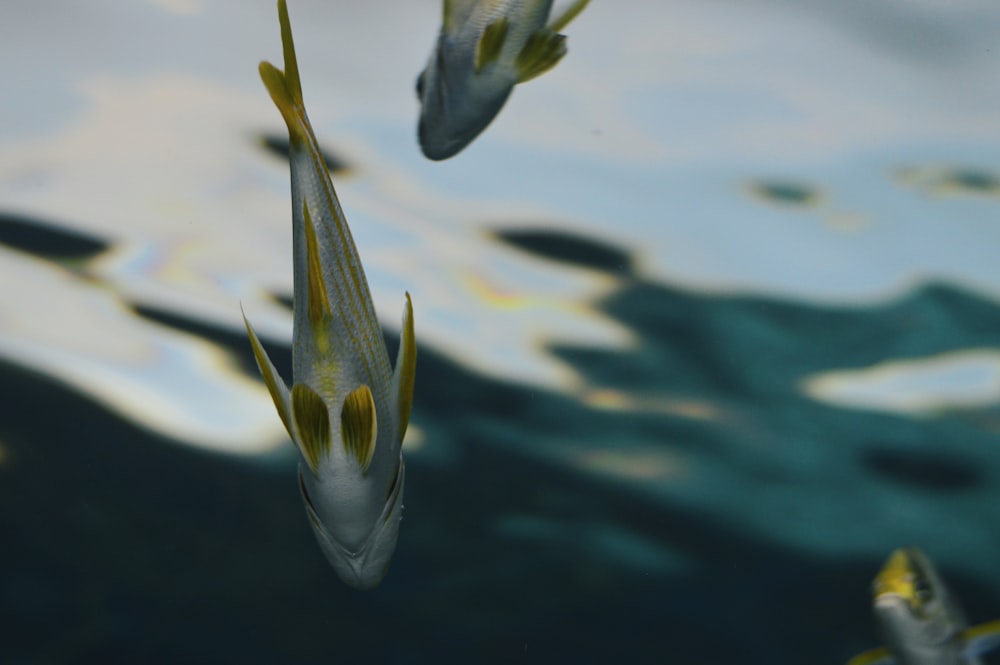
[2,0,1000,662]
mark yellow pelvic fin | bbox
[291,383,331,474]
[259,0,309,146]
[547,0,590,33]
[515,30,567,83]
[844,646,893,665]
[302,202,332,328]
[475,18,510,72]
[393,293,417,443]
[242,306,294,439]
[341,384,378,473]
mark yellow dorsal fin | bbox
[341,384,377,473]
[259,0,308,146]
[515,29,567,83]
[291,383,330,474]
[475,18,509,72]
[393,293,417,442]
[302,202,331,327]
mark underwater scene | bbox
[3,0,1000,663]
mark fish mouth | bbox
[298,460,405,589]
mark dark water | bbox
[2,213,999,664]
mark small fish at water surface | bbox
[416,0,591,160]
[847,547,1000,665]
[244,0,417,590]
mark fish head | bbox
[298,458,405,590]
[416,34,515,160]
[872,547,966,659]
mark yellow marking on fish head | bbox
[341,384,378,473]
[873,547,933,614]
[291,382,331,474]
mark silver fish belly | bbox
[244,0,417,590]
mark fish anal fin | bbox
[242,306,294,439]
[291,382,331,474]
[475,18,510,72]
[259,0,309,146]
[341,384,378,473]
[515,30,567,83]
[845,646,895,665]
[392,293,417,443]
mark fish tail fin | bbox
[259,0,309,146]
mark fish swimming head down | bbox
[870,547,967,665]
[245,0,417,590]
[846,547,1000,665]
[416,0,591,160]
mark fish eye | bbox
[913,577,933,603]
[415,72,426,99]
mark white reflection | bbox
[802,349,1000,414]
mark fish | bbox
[846,547,1000,665]
[415,0,591,160]
[243,0,417,590]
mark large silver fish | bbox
[847,547,1000,665]
[416,0,590,160]
[244,0,416,590]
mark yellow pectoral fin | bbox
[475,18,510,72]
[291,383,331,474]
[242,307,294,439]
[515,30,567,83]
[392,293,417,443]
[341,384,378,473]
[260,0,309,147]
[845,646,894,665]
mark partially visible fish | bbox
[416,0,590,160]
[847,547,1000,665]
[244,0,417,590]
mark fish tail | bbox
[259,0,309,147]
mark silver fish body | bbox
[416,0,590,160]
[245,0,416,590]
[847,548,1000,665]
